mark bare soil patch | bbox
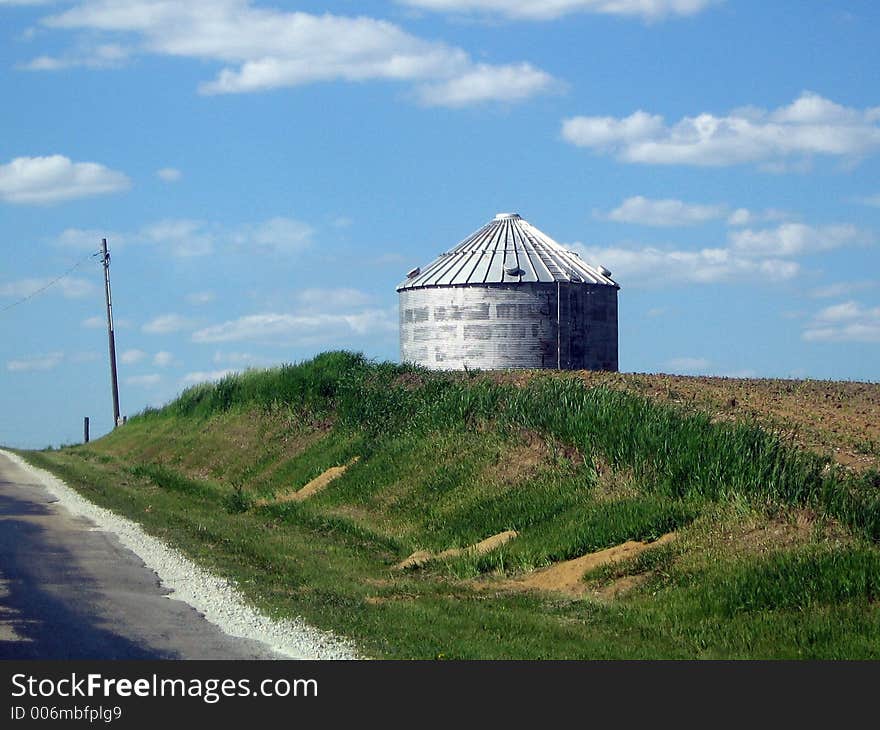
[496,533,676,597]
[698,508,848,558]
[594,573,650,601]
[591,456,640,502]
[480,430,550,486]
[396,530,519,570]
[256,457,359,506]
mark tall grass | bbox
[128,463,219,499]
[130,351,880,541]
[476,496,697,572]
[682,545,880,617]
[153,351,371,419]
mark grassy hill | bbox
[19,351,880,658]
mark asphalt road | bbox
[0,451,278,659]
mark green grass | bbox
[684,545,880,616]
[16,350,880,659]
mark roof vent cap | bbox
[504,265,524,277]
[494,212,521,220]
[597,265,612,277]
[406,267,421,279]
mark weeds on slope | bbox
[130,351,880,543]
[24,349,880,658]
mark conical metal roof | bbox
[397,213,618,291]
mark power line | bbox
[0,251,98,315]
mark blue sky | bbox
[1,0,879,448]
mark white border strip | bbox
[0,449,361,660]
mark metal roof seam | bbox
[397,213,618,290]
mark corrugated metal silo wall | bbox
[399,283,617,371]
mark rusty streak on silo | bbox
[397,213,619,371]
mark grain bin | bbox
[397,213,619,371]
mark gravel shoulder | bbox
[0,449,360,660]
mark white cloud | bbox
[0,155,130,204]
[120,348,146,364]
[124,373,162,387]
[564,110,663,149]
[141,219,215,257]
[664,356,710,373]
[230,217,313,254]
[398,0,714,20]
[721,368,758,378]
[186,291,215,306]
[814,301,864,323]
[81,315,104,328]
[56,216,314,257]
[718,368,758,378]
[416,63,557,107]
[810,281,877,299]
[20,43,129,70]
[57,221,202,254]
[192,310,396,345]
[572,216,868,289]
[192,287,398,344]
[726,208,751,227]
[7,352,64,372]
[181,369,238,386]
[803,300,880,343]
[600,196,726,227]
[82,315,135,330]
[153,351,174,367]
[26,0,556,107]
[373,252,408,266]
[70,351,99,363]
[142,313,197,334]
[661,357,754,377]
[213,351,263,366]
[295,288,374,311]
[156,167,182,182]
[561,92,880,167]
[56,227,126,251]
[729,223,870,257]
[57,277,96,299]
[570,242,800,285]
[858,194,880,208]
[0,276,95,299]
[726,207,792,227]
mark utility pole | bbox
[101,238,121,427]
